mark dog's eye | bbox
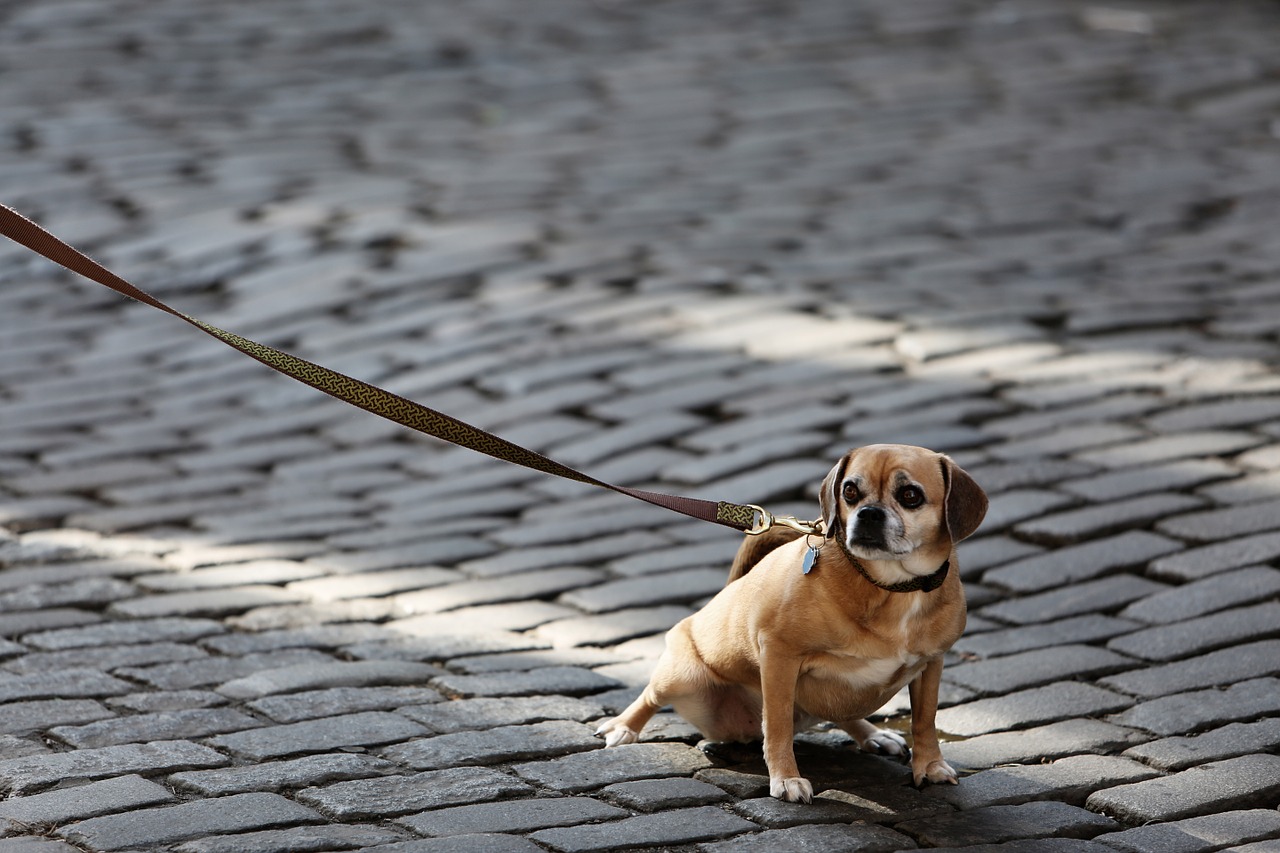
[842,481,861,503]
[896,485,925,509]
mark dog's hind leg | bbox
[841,718,908,758]
[596,619,705,747]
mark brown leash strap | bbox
[0,204,764,532]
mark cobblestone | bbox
[170,753,397,796]
[1092,809,1280,853]
[57,791,322,851]
[530,805,759,852]
[0,774,176,834]
[1121,718,1280,771]
[3,0,1280,848]
[397,796,628,837]
[0,740,229,795]
[295,767,532,819]
[1085,754,1280,823]
[897,801,1118,848]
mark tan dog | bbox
[596,444,988,801]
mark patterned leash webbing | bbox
[0,204,761,533]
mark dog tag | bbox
[801,546,818,575]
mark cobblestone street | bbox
[2,0,1280,850]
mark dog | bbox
[596,444,988,802]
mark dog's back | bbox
[727,527,804,584]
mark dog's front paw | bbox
[769,776,814,803]
[856,727,908,758]
[912,757,958,786]
[594,719,639,748]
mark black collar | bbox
[851,558,950,593]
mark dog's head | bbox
[819,444,987,571]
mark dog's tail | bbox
[726,526,804,584]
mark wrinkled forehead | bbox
[843,445,944,491]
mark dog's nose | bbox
[857,505,886,524]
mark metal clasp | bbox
[744,504,822,536]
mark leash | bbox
[0,204,819,537]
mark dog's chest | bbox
[802,651,922,692]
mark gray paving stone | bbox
[560,568,726,613]
[444,647,629,675]
[0,608,102,638]
[697,822,917,853]
[1118,565,1280,623]
[1072,431,1265,469]
[459,532,670,578]
[397,796,628,837]
[106,689,228,713]
[57,791,322,852]
[1092,809,1280,853]
[287,566,462,601]
[1107,601,1280,661]
[954,615,1142,659]
[957,536,1046,578]
[0,668,134,703]
[107,584,306,618]
[1058,458,1239,502]
[977,489,1079,534]
[512,742,713,793]
[607,540,741,578]
[344,632,549,662]
[49,706,263,749]
[366,834,544,853]
[170,753,397,796]
[206,710,429,760]
[1199,468,1280,504]
[246,685,442,723]
[0,577,138,613]
[0,774,176,833]
[1013,496,1202,546]
[398,695,605,734]
[22,616,224,650]
[979,575,1171,625]
[296,767,532,819]
[731,796,886,828]
[389,600,577,635]
[393,568,605,615]
[4,640,209,674]
[1085,754,1280,823]
[530,805,759,852]
[216,659,441,699]
[1097,639,1280,697]
[897,801,1117,848]
[532,606,693,648]
[937,682,1134,737]
[0,699,115,736]
[1148,530,1280,581]
[599,777,732,811]
[135,559,329,592]
[944,645,1136,696]
[431,666,621,699]
[175,824,406,853]
[118,649,336,690]
[1109,678,1280,736]
[944,720,1149,771]
[0,740,230,795]
[381,720,601,769]
[923,755,1161,811]
[1155,497,1280,542]
[983,531,1182,592]
[201,623,392,656]
[1120,717,1280,772]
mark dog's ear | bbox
[941,457,988,543]
[819,454,849,539]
